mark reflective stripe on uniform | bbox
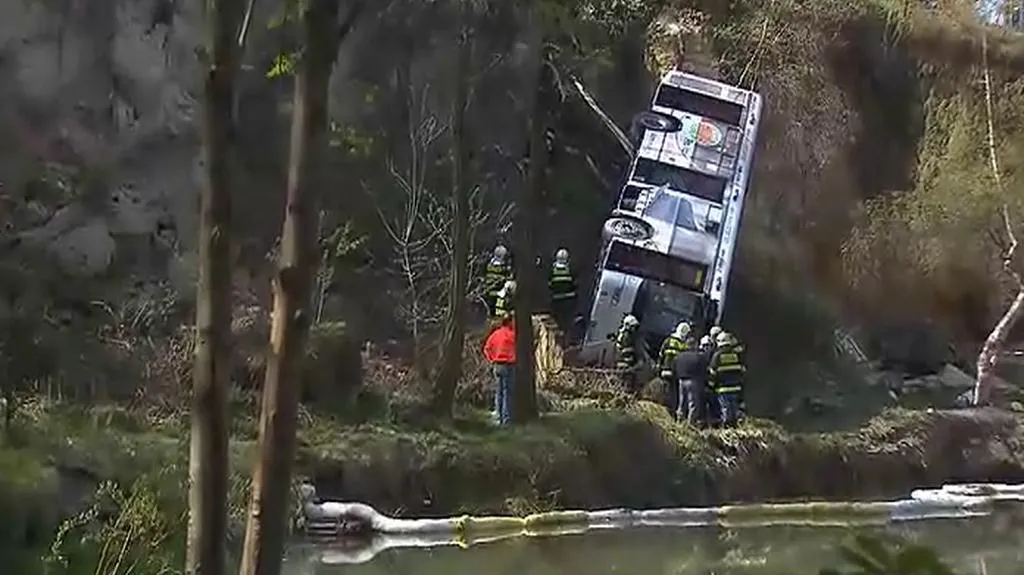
[658,336,687,368]
[549,265,576,300]
[708,350,744,375]
[615,326,637,367]
[485,261,511,296]
[493,294,511,317]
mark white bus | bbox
[578,71,763,365]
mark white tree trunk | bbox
[974,288,1024,405]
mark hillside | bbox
[0,0,1021,420]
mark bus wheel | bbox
[630,111,682,145]
[602,214,653,242]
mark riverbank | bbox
[4,398,1024,535]
[302,403,1024,515]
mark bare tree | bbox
[376,83,498,389]
[973,34,1023,406]
[377,86,449,378]
[237,1,362,574]
[432,0,474,415]
[187,0,244,573]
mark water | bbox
[284,514,1024,574]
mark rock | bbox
[936,364,975,390]
[48,219,116,276]
[872,320,957,376]
[108,185,160,235]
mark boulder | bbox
[48,219,116,276]
[871,320,957,376]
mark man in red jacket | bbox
[483,314,516,425]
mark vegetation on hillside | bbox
[0,0,1023,572]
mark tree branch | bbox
[338,0,368,44]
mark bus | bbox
[578,70,763,365]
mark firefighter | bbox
[548,248,578,334]
[493,280,516,321]
[723,331,747,412]
[723,330,745,356]
[657,321,691,379]
[614,314,642,394]
[484,245,512,317]
[708,330,746,427]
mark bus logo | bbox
[696,121,723,147]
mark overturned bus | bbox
[578,71,763,365]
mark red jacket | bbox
[483,324,516,364]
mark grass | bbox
[3,394,1021,525]
[0,386,1018,575]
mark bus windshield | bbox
[635,281,703,341]
[604,241,707,292]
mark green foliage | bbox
[542,0,663,73]
[842,67,1024,323]
[823,535,956,575]
[328,120,377,157]
[267,51,299,79]
[45,477,184,575]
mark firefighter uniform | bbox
[657,322,691,379]
[493,281,515,321]
[614,315,641,394]
[484,246,512,317]
[548,250,577,335]
[722,331,746,413]
[708,332,746,427]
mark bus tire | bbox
[602,214,654,242]
[630,111,682,146]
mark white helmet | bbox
[715,331,731,347]
[699,335,712,349]
[493,245,508,259]
[622,314,639,328]
[673,321,691,339]
[709,325,722,339]
[555,248,569,264]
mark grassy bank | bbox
[1,395,1020,573]
[3,398,1023,536]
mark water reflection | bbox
[284,514,1024,574]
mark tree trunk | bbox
[974,287,1024,405]
[510,5,545,424]
[431,6,473,416]
[187,0,243,573]
[236,1,341,574]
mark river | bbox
[283,514,1024,574]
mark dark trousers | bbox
[666,376,680,415]
[679,378,706,426]
[705,391,721,427]
[550,298,576,341]
[493,364,515,425]
[483,294,498,317]
[717,390,743,427]
[619,368,640,395]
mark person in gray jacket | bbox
[672,335,713,426]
